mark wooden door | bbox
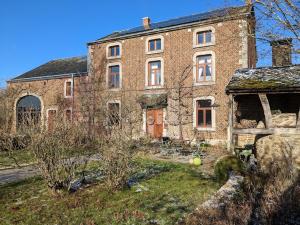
[146,109,163,139]
[47,110,57,132]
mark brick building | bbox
[7,5,256,144]
[7,56,87,132]
[87,5,256,144]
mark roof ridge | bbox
[93,5,250,43]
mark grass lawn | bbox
[0,150,35,169]
[0,159,220,225]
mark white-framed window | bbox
[193,96,216,131]
[145,35,164,54]
[107,100,121,126]
[145,57,164,89]
[106,62,122,90]
[193,26,215,48]
[106,42,122,59]
[64,79,73,98]
[193,51,216,85]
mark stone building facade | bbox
[7,5,257,144]
[7,56,88,132]
[87,5,256,144]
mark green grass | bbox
[0,159,220,225]
[0,150,35,169]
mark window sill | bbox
[195,127,216,132]
[108,88,122,91]
[107,56,121,60]
[145,85,164,90]
[194,81,215,86]
[193,43,215,49]
[146,50,164,55]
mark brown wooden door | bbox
[47,110,57,132]
[146,109,163,139]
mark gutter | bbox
[7,72,88,83]
[87,12,252,45]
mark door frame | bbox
[143,108,167,138]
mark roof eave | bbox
[7,72,88,83]
[226,87,300,95]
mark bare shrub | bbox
[29,119,90,193]
[101,127,135,192]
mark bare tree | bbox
[167,65,194,141]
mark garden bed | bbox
[0,159,220,225]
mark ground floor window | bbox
[194,97,215,130]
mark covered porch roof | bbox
[226,64,300,94]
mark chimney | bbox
[270,39,292,67]
[143,17,151,30]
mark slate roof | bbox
[90,5,251,44]
[226,65,300,93]
[10,56,87,82]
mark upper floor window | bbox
[197,30,212,45]
[146,35,164,54]
[196,99,212,128]
[64,80,73,98]
[149,39,161,52]
[148,61,161,86]
[106,42,122,59]
[108,65,120,89]
[196,55,212,82]
[193,26,215,48]
[109,45,120,57]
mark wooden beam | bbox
[233,128,300,135]
[259,94,273,128]
[297,108,300,129]
[227,94,233,151]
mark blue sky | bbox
[0,0,274,87]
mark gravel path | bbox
[0,154,102,186]
[0,165,38,185]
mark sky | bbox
[0,0,274,88]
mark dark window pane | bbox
[198,33,204,44]
[198,110,204,126]
[206,65,212,77]
[206,31,212,43]
[111,65,119,73]
[156,39,161,50]
[198,100,212,108]
[206,110,212,126]
[110,47,115,56]
[149,40,155,51]
[116,46,120,56]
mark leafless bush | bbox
[101,126,135,192]
[29,118,90,194]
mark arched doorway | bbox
[16,95,41,131]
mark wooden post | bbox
[297,108,300,129]
[227,94,233,151]
[227,94,234,151]
[259,94,273,128]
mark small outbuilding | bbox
[226,39,300,149]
